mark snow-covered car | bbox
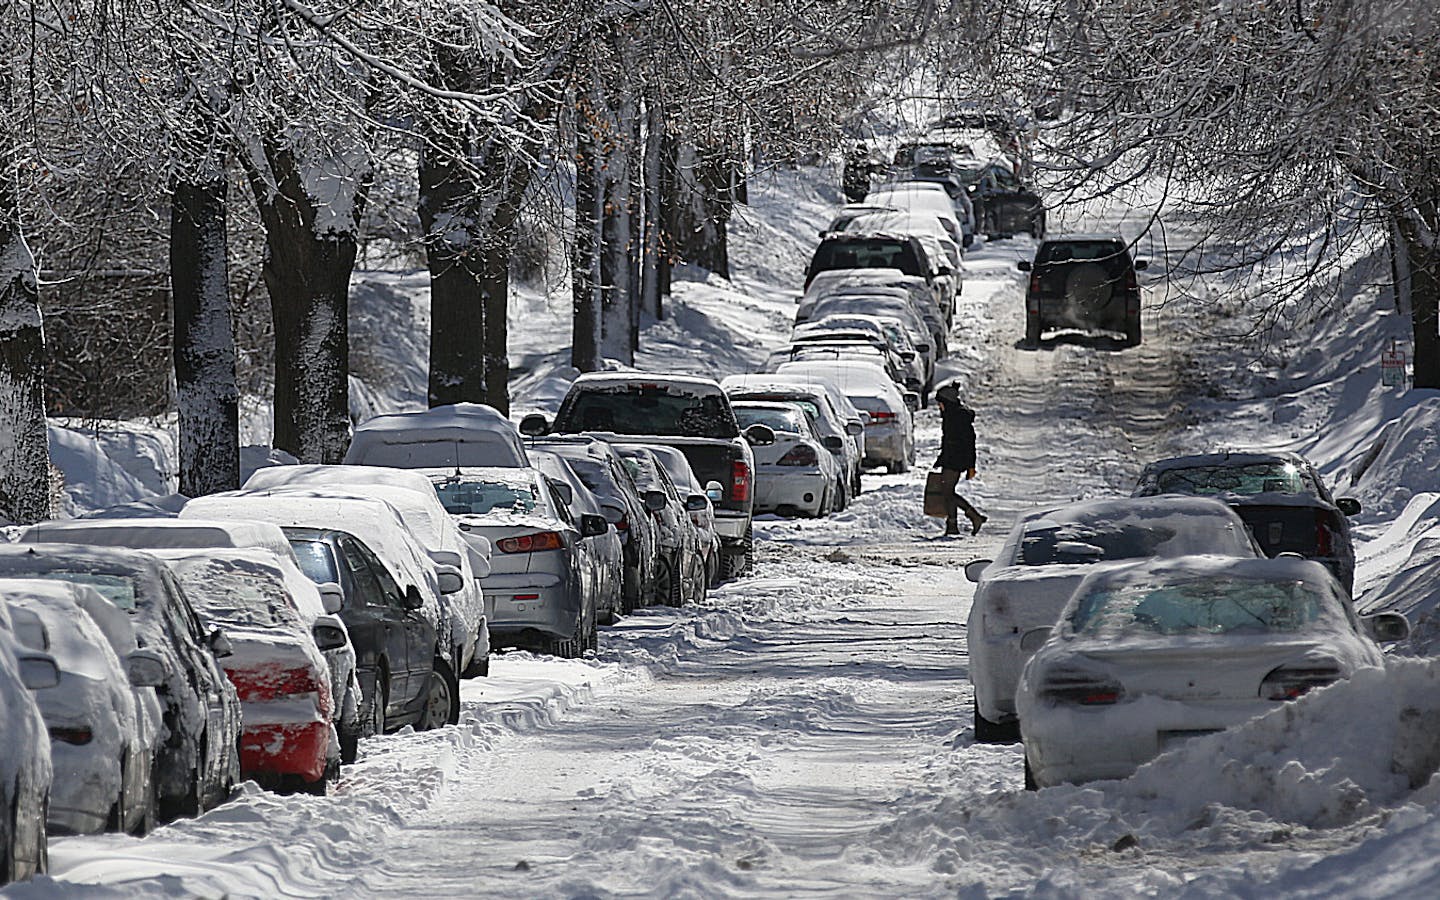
[528,450,625,625]
[428,466,598,657]
[180,494,461,727]
[344,402,529,469]
[722,375,866,503]
[159,550,340,793]
[283,526,441,736]
[803,233,946,323]
[840,211,962,321]
[0,544,242,820]
[1132,451,1361,593]
[773,340,910,389]
[777,360,917,473]
[964,497,1263,743]
[239,468,494,677]
[525,373,768,580]
[1016,556,1407,789]
[531,437,662,614]
[4,582,160,834]
[797,316,930,399]
[800,286,945,360]
[0,603,53,885]
[643,444,724,588]
[864,182,972,248]
[615,445,710,606]
[732,401,844,517]
[21,518,362,760]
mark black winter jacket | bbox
[937,400,977,471]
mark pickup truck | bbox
[520,374,774,580]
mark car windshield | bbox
[29,571,139,611]
[169,557,305,632]
[561,386,738,438]
[812,239,922,278]
[433,479,540,515]
[556,457,616,497]
[618,453,662,491]
[735,406,809,435]
[1071,578,1330,637]
[1153,462,1316,497]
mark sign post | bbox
[1381,340,1408,388]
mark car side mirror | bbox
[901,350,916,361]
[845,421,864,436]
[704,480,724,502]
[903,392,920,411]
[125,648,169,688]
[208,628,234,659]
[744,423,777,446]
[317,582,344,614]
[1336,497,1362,516]
[312,616,349,652]
[1133,259,1149,271]
[685,494,709,512]
[18,654,60,690]
[915,343,932,354]
[580,513,609,537]
[1019,626,1052,653]
[519,413,549,437]
[644,490,669,512]
[823,435,844,452]
[435,564,465,595]
[403,585,426,611]
[599,500,625,524]
[964,559,993,583]
[1363,612,1410,643]
[1016,260,1032,272]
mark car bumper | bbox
[484,572,582,640]
[971,635,1029,725]
[713,513,750,543]
[240,719,332,783]
[862,425,907,465]
[754,469,829,515]
[1022,696,1274,788]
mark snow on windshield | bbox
[29,571,138,611]
[1152,462,1316,497]
[1070,578,1332,637]
[1006,504,1253,566]
[434,478,540,516]
[168,556,305,632]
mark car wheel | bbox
[548,621,584,659]
[419,657,460,730]
[667,553,684,606]
[338,685,362,765]
[1024,313,1041,348]
[973,700,1021,744]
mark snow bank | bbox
[1345,396,1440,520]
[47,424,152,516]
[1356,497,1440,655]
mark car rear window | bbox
[560,385,738,439]
[434,479,540,515]
[1071,579,1330,637]
[735,406,809,435]
[1038,241,1127,265]
[30,571,139,611]
[1152,463,1317,497]
[812,239,923,278]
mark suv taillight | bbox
[1028,273,1041,293]
[731,460,751,502]
[1315,510,1334,557]
[1261,662,1341,701]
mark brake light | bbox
[1261,662,1341,701]
[1126,268,1138,291]
[1040,669,1124,706]
[867,411,897,423]
[50,727,93,745]
[1315,511,1334,557]
[731,460,751,502]
[498,531,565,553]
[614,514,630,533]
[777,444,818,466]
[227,666,325,702]
[1028,273,1041,293]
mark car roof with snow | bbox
[153,548,310,633]
[244,464,441,496]
[22,517,298,564]
[345,403,528,468]
[777,361,900,394]
[569,372,724,393]
[416,465,544,487]
[0,542,176,606]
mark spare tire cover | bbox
[1064,263,1115,309]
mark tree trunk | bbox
[170,169,239,497]
[640,97,665,321]
[666,142,732,279]
[245,143,366,463]
[599,91,636,364]
[480,236,512,414]
[572,89,604,373]
[420,143,487,408]
[1391,217,1411,315]
[1397,218,1440,390]
[0,147,51,524]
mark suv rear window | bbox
[1038,241,1129,265]
[559,385,738,439]
[811,238,923,278]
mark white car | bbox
[865,182,970,246]
[964,496,1261,743]
[21,518,362,758]
[344,402,529,468]
[1016,555,1406,789]
[722,374,867,502]
[0,603,53,884]
[732,401,844,517]
[181,493,464,727]
[3,581,160,836]
[241,466,493,678]
[777,360,917,473]
[798,315,930,398]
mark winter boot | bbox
[968,512,987,536]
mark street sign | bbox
[1381,346,1407,387]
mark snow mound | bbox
[47,424,151,516]
[1357,499,1440,655]
[1346,394,1440,519]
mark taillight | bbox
[1028,273,1041,293]
[498,531,565,553]
[1315,511,1334,557]
[731,460,751,502]
[1040,668,1124,706]
[614,514,630,533]
[1261,662,1341,701]
[227,666,324,702]
[1126,268,1139,291]
[777,444,818,466]
[50,727,93,745]
[867,411,897,423]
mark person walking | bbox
[934,382,987,536]
[842,143,875,203]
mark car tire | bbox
[666,552,683,607]
[362,666,388,738]
[1124,312,1142,347]
[973,700,1021,744]
[741,524,755,574]
[419,657,460,730]
[1024,313,1041,348]
[549,621,584,659]
[338,683,362,765]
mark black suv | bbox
[804,233,935,292]
[1018,235,1147,347]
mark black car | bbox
[1018,235,1147,347]
[522,373,772,580]
[958,160,1045,239]
[1132,451,1361,593]
[284,528,441,741]
[0,544,242,820]
[803,232,938,296]
[615,445,708,606]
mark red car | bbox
[160,550,341,793]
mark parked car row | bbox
[961,449,1388,790]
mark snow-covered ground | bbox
[13,163,1440,897]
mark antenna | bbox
[452,440,462,479]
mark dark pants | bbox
[936,468,982,532]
